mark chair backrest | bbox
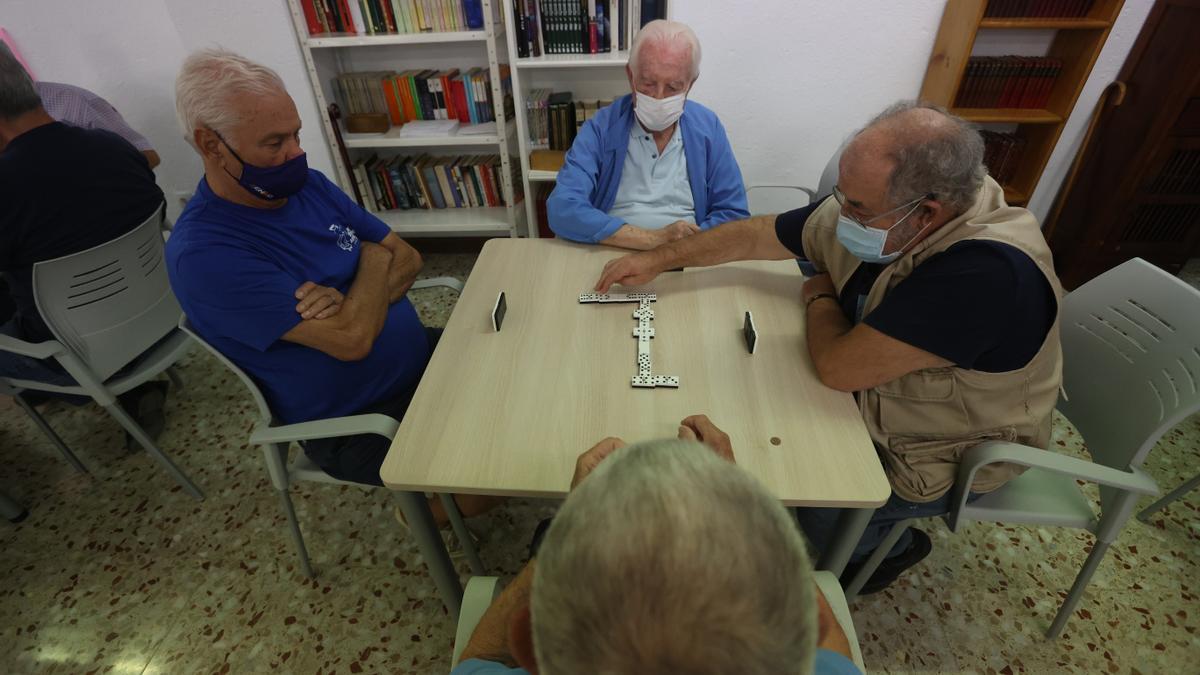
[1058,257,1200,471]
[178,316,275,427]
[744,145,844,217]
[32,204,179,381]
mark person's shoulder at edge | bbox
[586,93,632,132]
[680,98,725,129]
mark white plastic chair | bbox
[178,275,484,582]
[0,205,202,499]
[845,258,1200,639]
[450,571,863,671]
[744,144,842,217]
[1137,472,1199,521]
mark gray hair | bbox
[629,20,702,81]
[175,48,287,147]
[532,440,817,675]
[860,100,987,213]
[0,42,41,120]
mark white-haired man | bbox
[548,19,748,249]
[595,101,1063,593]
[165,50,492,523]
[454,415,860,675]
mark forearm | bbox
[458,562,536,665]
[385,246,423,302]
[647,215,786,270]
[341,246,393,341]
[600,224,663,251]
[805,298,853,388]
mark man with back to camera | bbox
[594,101,1063,593]
[454,414,861,675]
[547,19,749,249]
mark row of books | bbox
[954,56,1062,109]
[511,0,666,57]
[526,90,611,149]
[354,154,509,212]
[981,131,1028,188]
[300,0,484,36]
[983,0,1095,18]
[336,67,511,127]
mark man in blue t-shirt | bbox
[166,49,437,489]
[454,416,861,675]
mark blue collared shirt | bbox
[607,123,695,230]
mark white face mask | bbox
[634,91,686,131]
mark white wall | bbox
[2,0,335,221]
[3,0,1153,224]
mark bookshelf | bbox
[919,0,1125,207]
[503,2,666,237]
[286,0,524,237]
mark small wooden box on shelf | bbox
[919,0,1125,206]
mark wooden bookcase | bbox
[503,2,665,237]
[919,0,1125,206]
[285,0,525,238]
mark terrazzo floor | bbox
[1,253,1198,674]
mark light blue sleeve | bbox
[450,658,529,675]
[547,119,626,244]
[697,115,749,230]
[814,648,862,675]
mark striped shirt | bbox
[34,81,152,151]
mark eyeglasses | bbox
[832,185,935,228]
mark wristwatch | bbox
[805,292,838,310]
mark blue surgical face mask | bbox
[835,198,929,265]
[218,135,308,201]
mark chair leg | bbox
[14,394,89,474]
[277,488,315,579]
[440,493,485,576]
[1047,538,1112,639]
[102,402,203,500]
[844,517,918,602]
[397,490,464,619]
[1137,473,1200,521]
[166,367,185,392]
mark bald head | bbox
[844,101,986,215]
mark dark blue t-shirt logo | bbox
[328,224,359,252]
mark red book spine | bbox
[381,0,397,33]
[300,0,324,35]
[441,74,457,121]
[338,0,358,33]
[452,79,471,124]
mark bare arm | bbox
[600,220,699,251]
[814,583,854,660]
[280,242,393,361]
[457,562,535,666]
[142,149,161,169]
[803,274,950,392]
[377,232,423,302]
[595,215,795,292]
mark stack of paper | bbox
[458,122,498,136]
[398,120,460,137]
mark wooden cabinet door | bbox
[1047,0,1200,289]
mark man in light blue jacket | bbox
[548,20,749,250]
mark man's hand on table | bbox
[658,219,700,245]
[677,414,736,463]
[595,250,667,293]
[294,281,345,320]
[571,437,626,489]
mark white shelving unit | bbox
[286,0,525,238]
[501,3,664,237]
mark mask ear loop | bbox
[888,194,940,257]
[211,131,247,182]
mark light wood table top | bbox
[382,239,890,508]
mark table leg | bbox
[816,507,874,577]
[396,490,463,619]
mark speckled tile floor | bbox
[1,253,1198,674]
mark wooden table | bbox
[382,239,891,611]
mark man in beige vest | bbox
[594,101,1063,593]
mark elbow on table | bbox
[813,357,862,393]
